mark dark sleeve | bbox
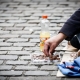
[59,8,80,41]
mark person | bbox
[43,8,80,58]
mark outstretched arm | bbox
[59,8,80,41]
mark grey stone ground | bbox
[0,0,80,80]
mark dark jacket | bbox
[59,8,80,41]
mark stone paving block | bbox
[0,14,12,17]
[51,71,57,76]
[13,43,36,47]
[0,34,19,38]
[0,65,12,70]
[32,13,51,17]
[0,31,10,34]
[0,42,12,47]
[16,23,37,27]
[12,14,25,17]
[0,17,19,20]
[0,11,3,13]
[3,27,23,31]
[20,17,39,20]
[30,4,47,8]
[0,47,22,51]
[0,23,14,27]
[24,47,40,51]
[24,27,41,31]
[30,39,40,42]
[14,0,31,2]
[15,66,38,70]
[23,13,32,16]
[50,27,61,31]
[48,17,61,20]
[30,62,53,66]
[0,51,7,54]
[0,71,22,76]
[51,20,66,23]
[24,10,42,13]
[0,20,5,22]
[21,2,37,5]
[16,8,34,11]
[27,20,40,24]
[11,31,31,34]
[7,38,28,42]
[33,31,40,34]
[20,56,31,60]
[40,2,57,5]
[34,76,58,80]
[9,5,26,8]
[0,77,6,80]
[6,61,28,65]
[0,55,18,60]
[9,77,34,80]
[24,71,49,76]
[0,60,3,64]
[7,20,27,23]
[62,77,80,80]
[58,23,64,27]
[40,65,58,71]
[7,51,31,55]
[0,39,6,42]
[3,2,19,5]
[21,35,39,38]
[0,8,13,10]
[5,10,22,13]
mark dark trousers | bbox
[70,35,80,49]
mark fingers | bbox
[49,44,55,56]
[43,42,49,57]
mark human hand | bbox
[43,36,59,57]
[43,33,67,57]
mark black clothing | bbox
[59,8,80,41]
[70,35,80,49]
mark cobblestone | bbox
[0,0,79,79]
[24,71,49,76]
[7,20,27,23]
[7,51,31,55]
[0,65,12,70]
[0,60,3,64]
[0,17,19,20]
[9,77,34,80]
[0,77,6,80]
[0,42,12,47]
[0,23,14,27]
[6,61,28,65]
[0,51,7,54]
[0,55,18,60]
[13,43,36,47]
[51,71,57,76]
[40,65,58,71]
[7,38,28,42]
[0,71,22,76]
[15,66,38,70]
[0,34,19,38]
[0,47,22,51]
[20,56,31,60]
[11,31,32,34]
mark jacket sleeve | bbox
[59,8,80,41]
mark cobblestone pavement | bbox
[0,0,80,80]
